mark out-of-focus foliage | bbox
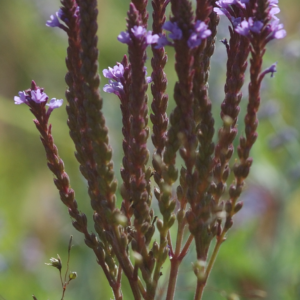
[0,0,299,299]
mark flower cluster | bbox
[214,0,286,41]
[14,88,63,115]
[118,25,159,47]
[156,20,211,49]
[102,63,152,97]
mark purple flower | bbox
[46,9,69,31]
[163,21,182,40]
[155,35,171,49]
[118,31,131,44]
[146,31,159,44]
[154,21,183,48]
[214,7,232,21]
[46,12,61,28]
[46,9,66,27]
[235,18,264,37]
[263,62,277,78]
[102,63,152,97]
[14,91,28,105]
[215,0,247,11]
[103,63,125,97]
[31,89,48,104]
[103,63,124,80]
[188,21,211,49]
[235,20,251,36]
[131,26,147,39]
[118,26,159,47]
[214,1,248,26]
[266,19,286,41]
[231,16,242,27]
[46,98,63,110]
[103,80,124,97]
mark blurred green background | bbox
[0,0,300,299]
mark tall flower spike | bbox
[122,3,156,295]
[149,0,172,295]
[187,0,219,265]
[14,83,113,297]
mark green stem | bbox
[194,231,226,300]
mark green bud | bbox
[152,241,159,257]
[177,209,185,222]
[168,214,176,228]
[69,272,77,280]
[156,218,164,232]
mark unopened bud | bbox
[132,251,143,265]
[156,218,164,232]
[193,260,206,280]
[234,202,243,214]
[223,115,234,127]
[69,271,77,280]
[114,213,128,227]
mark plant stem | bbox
[194,231,226,300]
[165,218,186,300]
[179,234,193,260]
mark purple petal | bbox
[155,35,170,49]
[146,76,152,83]
[103,80,124,97]
[131,26,147,39]
[250,20,264,33]
[46,98,63,110]
[274,28,286,39]
[46,12,61,28]
[263,62,277,78]
[235,20,251,37]
[14,91,27,105]
[146,32,159,44]
[163,21,182,40]
[118,31,131,44]
[31,89,48,103]
[103,63,124,80]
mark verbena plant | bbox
[14,0,285,299]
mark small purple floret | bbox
[267,19,286,41]
[47,98,63,110]
[46,11,61,28]
[118,26,159,46]
[14,91,28,105]
[155,35,171,49]
[31,89,48,104]
[263,62,277,78]
[118,31,131,44]
[103,64,124,80]
[188,21,211,49]
[146,31,159,44]
[103,81,124,97]
[131,26,147,39]
[163,21,182,40]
